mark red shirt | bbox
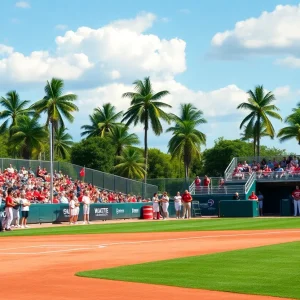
[292,190,300,200]
[6,196,14,207]
[78,195,83,202]
[52,198,59,204]
[248,194,258,200]
[195,179,201,186]
[182,193,192,203]
[204,179,210,186]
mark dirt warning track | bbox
[1,229,299,300]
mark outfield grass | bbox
[77,242,300,299]
[1,218,300,237]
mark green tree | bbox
[71,137,115,172]
[147,148,183,179]
[167,103,206,181]
[81,103,123,138]
[240,123,271,156]
[114,147,145,179]
[278,111,300,145]
[0,133,9,158]
[107,126,139,156]
[237,85,282,157]
[0,91,33,135]
[54,127,73,160]
[30,78,78,150]
[10,116,48,159]
[122,76,171,185]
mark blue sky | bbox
[1,0,300,154]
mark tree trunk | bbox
[143,114,148,198]
[256,117,260,160]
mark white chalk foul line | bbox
[3,230,300,255]
[100,230,300,247]
[4,246,106,255]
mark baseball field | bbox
[1,218,300,300]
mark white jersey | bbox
[20,199,30,212]
[174,196,182,203]
[69,199,75,209]
[161,196,169,203]
[82,196,91,205]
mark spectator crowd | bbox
[232,156,300,179]
[0,164,150,231]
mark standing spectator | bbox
[194,176,201,193]
[161,192,169,220]
[182,190,192,219]
[257,191,264,216]
[12,191,21,228]
[174,191,182,219]
[291,186,300,217]
[3,188,14,231]
[82,191,91,224]
[20,193,30,228]
[248,191,258,201]
[233,192,240,200]
[203,175,210,193]
[152,193,160,220]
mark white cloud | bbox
[273,86,291,98]
[0,44,13,55]
[108,12,156,33]
[211,4,300,62]
[15,1,30,8]
[55,24,68,31]
[0,51,93,84]
[178,9,190,14]
[0,12,186,88]
[161,17,170,23]
[275,56,300,68]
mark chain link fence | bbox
[1,158,157,199]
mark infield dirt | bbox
[1,229,299,300]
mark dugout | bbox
[256,182,297,215]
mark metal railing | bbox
[245,172,256,193]
[191,185,245,195]
[224,157,238,181]
[0,158,158,199]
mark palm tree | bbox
[54,127,73,159]
[114,147,146,179]
[122,77,171,185]
[107,126,139,156]
[167,103,206,181]
[10,116,48,159]
[278,111,300,145]
[0,91,33,135]
[240,123,271,156]
[237,85,282,157]
[30,78,78,150]
[81,113,102,138]
[81,103,123,138]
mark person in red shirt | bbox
[248,191,258,201]
[3,188,15,231]
[292,186,300,216]
[203,175,210,194]
[182,190,192,219]
[194,176,201,193]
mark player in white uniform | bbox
[161,192,169,220]
[82,191,91,224]
[152,193,160,220]
[69,193,76,225]
[174,191,182,219]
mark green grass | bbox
[77,242,300,299]
[1,218,300,237]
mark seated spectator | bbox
[7,164,14,174]
[267,160,274,170]
[275,165,285,178]
[233,192,240,200]
[280,157,287,168]
[263,166,272,177]
[260,159,267,169]
[233,166,243,179]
